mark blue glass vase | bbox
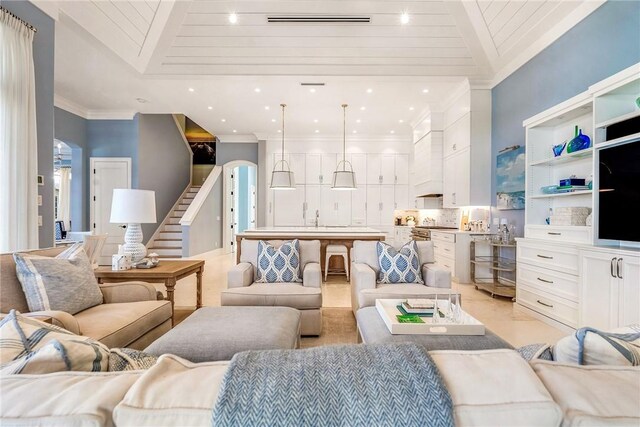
[552,142,566,157]
[567,126,591,153]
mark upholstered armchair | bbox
[222,239,322,336]
[350,240,451,314]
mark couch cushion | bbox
[0,247,67,314]
[430,349,562,426]
[1,370,141,427]
[145,307,300,362]
[114,354,229,427]
[376,241,423,284]
[221,283,322,309]
[74,301,172,349]
[13,243,103,315]
[255,240,302,283]
[532,360,640,427]
[358,283,444,309]
[554,325,640,366]
[0,310,109,375]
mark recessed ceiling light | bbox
[313,119,318,123]
[366,88,373,94]
[208,106,213,110]
[271,119,276,122]
[356,119,361,123]
[390,130,395,134]
[352,130,357,134]
[254,88,261,93]
[277,129,282,133]
[309,88,316,93]
[400,12,410,25]
[221,118,226,122]
[409,106,414,111]
[264,106,270,110]
[229,13,238,24]
[360,106,366,111]
[188,88,194,92]
[315,130,319,133]
[422,89,429,93]
[399,119,404,123]
[232,129,237,133]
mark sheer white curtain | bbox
[56,167,71,230]
[0,9,39,251]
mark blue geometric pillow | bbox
[376,241,423,284]
[255,240,302,283]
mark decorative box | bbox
[559,178,586,187]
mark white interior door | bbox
[90,158,131,265]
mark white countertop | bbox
[429,229,493,235]
[237,227,385,237]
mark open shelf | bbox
[530,190,592,199]
[595,110,640,129]
[529,147,593,167]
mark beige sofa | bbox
[222,239,322,336]
[351,240,452,314]
[0,247,172,350]
[2,349,638,426]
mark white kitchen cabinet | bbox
[366,154,382,184]
[305,154,322,184]
[320,186,351,226]
[394,185,409,210]
[380,154,396,184]
[347,153,367,185]
[304,185,321,226]
[366,185,382,225]
[443,148,471,208]
[580,248,640,330]
[443,114,471,157]
[351,186,367,225]
[273,185,305,226]
[394,226,413,247]
[394,154,409,185]
[321,153,337,185]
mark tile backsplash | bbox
[392,208,460,227]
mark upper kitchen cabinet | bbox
[394,154,409,185]
[367,153,397,185]
[347,153,367,186]
[441,84,492,208]
[413,112,444,198]
[305,153,336,185]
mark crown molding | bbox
[54,94,136,120]
[54,94,89,118]
[85,111,137,120]
[217,134,259,143]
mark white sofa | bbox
[222,239,322,336]
[2,349,638,427]
[350,240,452,314]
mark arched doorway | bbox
[223,160,257,253]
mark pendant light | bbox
[270,103,296,190]
[331,104,357,190]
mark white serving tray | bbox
[375,299,485,336]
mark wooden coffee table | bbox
[95,260,204,322]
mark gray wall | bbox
[183,175,223,256]
[54,107,88,231]
[216,142,259,165]
[491,1,640,236]
[138,114,192,241]
[4,1,55,248]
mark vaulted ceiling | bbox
[41,0,605,138]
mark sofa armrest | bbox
[352,263,377,292]
[25,311,81,335]
[227,263,254,288]
[303,262,321,288]
[99,281,157,303]
[422,263,451,289]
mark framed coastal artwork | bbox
[496,145,525,210]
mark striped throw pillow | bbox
[0,310,109,375]
[376,241,424,284]
[13,243,103,315]
[255,240,302,283]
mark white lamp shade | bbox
[270,170,296,190]
[331,170,357,190]
[110,189,157,223]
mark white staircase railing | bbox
[180,165,223,257]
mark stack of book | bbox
[396,299,442,320]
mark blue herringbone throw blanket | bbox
[211,343,454,427]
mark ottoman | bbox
[145,307,301,362]
[356,306,512,351]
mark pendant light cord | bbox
[280,103,286,170]
[342,104,348,171]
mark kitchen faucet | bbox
[315,210,319,228]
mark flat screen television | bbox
[598,140,640,243]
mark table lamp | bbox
[110,189,156,262]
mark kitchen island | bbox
[234,227,386,269]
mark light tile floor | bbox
[169,249,567,348]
